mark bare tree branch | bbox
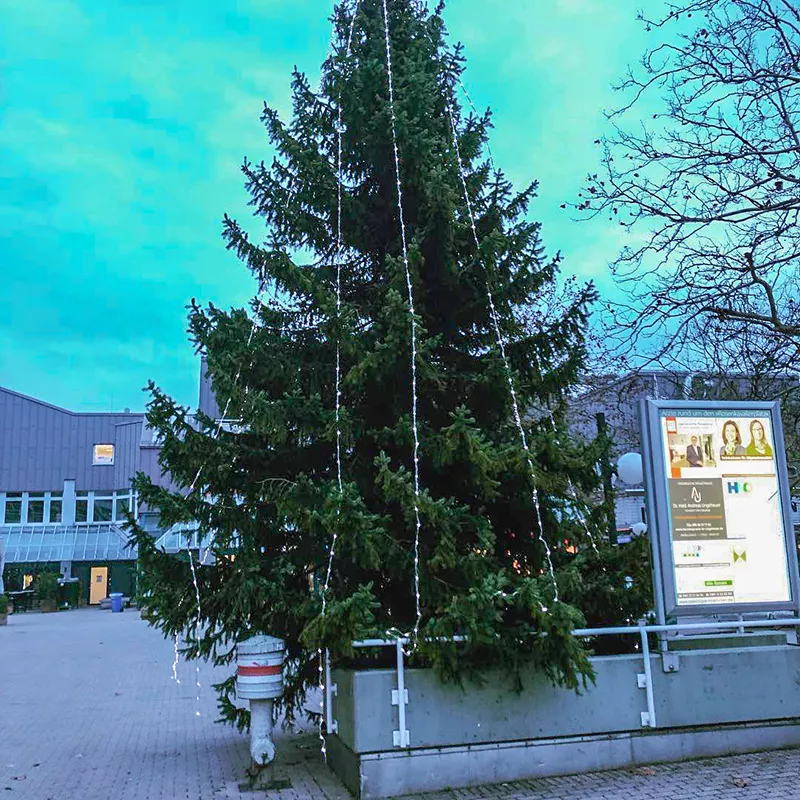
[574,0,800,379]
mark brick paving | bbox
[2,610,800,800]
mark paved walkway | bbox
[1,610,799,799]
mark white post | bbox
[248,698,276,765]
[236,635,285,786]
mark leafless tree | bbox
[577,0,800,377]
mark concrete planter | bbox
[327,643,800,799]
[0,613,7,626]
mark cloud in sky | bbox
[0,0,655,412]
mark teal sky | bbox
[0,0,655,413]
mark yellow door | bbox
[89,567,108,605]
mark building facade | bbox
[0,386,169,603]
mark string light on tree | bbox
[381,0,424,643]
[319,0,363,760]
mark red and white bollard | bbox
[236,635,285,776]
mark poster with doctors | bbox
[658,410,791,607]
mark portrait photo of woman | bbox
[746,419,774,457]
[719,420,746,457]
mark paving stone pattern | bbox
[1,610,799,800]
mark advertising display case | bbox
[640,400,800,618]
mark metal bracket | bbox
[391,688,409,706]
[324,651,338,735]
[639,627,657,729]
[391,674,409,745]
[393,638,410,748]
[329,683,339,734]
[637,673,647,689]
[662,652,680,673]
[392,729,410,747]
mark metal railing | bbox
[339,617,800,748]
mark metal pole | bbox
[640,627,656,728]
[596,412,617,545]
[639,399,668,652]
[573,617,800,636]
[394,638,409,748]
[353,616,800,650]
[324,649,337,734]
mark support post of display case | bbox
[640,399,668,653]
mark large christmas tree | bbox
[131,0,650,727]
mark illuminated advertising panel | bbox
[641,401,799,617]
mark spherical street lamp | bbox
[617,452,644,485]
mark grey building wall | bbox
[198,356,221,420]
[138,443,166,487]
[138,439,182,498]
[0,387,145,492]
[114,419,144,490]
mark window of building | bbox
[27,492,45,523]
[76,492,89,523]
[74,490,135,524]
[3,493,22,524]
[93,495,113,522]
[2,488,136,526]
[114,493,131,521]
[93,444,115,465]
[2,491,67,524]
[49,492,63,523]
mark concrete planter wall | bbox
[327,643,800,798]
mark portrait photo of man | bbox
[686,435,704,467]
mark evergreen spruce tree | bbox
[131,0,650,727]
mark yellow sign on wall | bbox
[92,444,115,465]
